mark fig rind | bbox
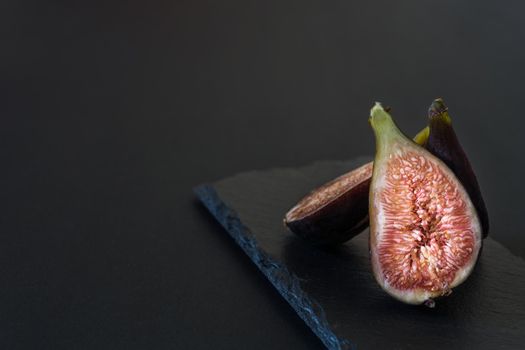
[369,103,482,305]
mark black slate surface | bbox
[195,158,525,350]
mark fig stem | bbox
[369,103,410,155]
[429,98,452,125]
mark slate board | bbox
[194,158,525,350]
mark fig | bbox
[423,98,489,237]
[285,162,373,245]
[284,128,429,246]
[368,103,482,305]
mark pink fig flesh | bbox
[369,104,482,305]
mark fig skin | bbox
[424,98,489,237]
[284,128,429,246]
[368,103,482,305]
[284,163,373,245]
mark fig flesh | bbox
[424,98,489,237]
[369,103,482,305]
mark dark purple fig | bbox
[424,98,489,237]
[369,103,482,305]
[284,162,373,245]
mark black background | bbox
[2,1,525,349]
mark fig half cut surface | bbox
[369,103,482,305]
[284,127,429,246]
[424,98,490,237]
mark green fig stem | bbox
[369,103,410,155]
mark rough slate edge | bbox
[194,184,354,350]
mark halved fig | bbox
[285,162,373,245]
[369,103,482,305]
[284,127,429,245]
[424,98,490,237]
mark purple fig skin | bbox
[284,163,372,246]
[425,98,490,237]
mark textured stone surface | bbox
[195,158,525,350]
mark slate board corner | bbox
[194,184,355,350]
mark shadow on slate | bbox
[194,157,525,350]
